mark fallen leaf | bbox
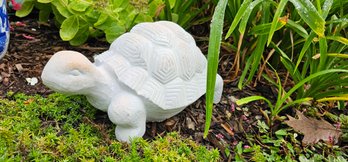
[285,110,341,145]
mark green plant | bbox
[16,0,213,45]
[225,0,348,119]
[0,93,220,161]
[16,0,155,45]
[204,0,228,138]
[153,0,211,29]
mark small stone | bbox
[26,77,39,86]
[186,117,195,130]
[3,77,9,86]
[228,95,238,103]
[15,64,24,72]
[165,118,176,130]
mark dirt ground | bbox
[0,13,278,160]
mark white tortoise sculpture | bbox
[41,21,223,142]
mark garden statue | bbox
[0,0,23,59]
[41,21,223,142]
[0,0,9,59]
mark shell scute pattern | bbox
[175,42,196,81]
[96,21,208,109]
[130,22,174,48]
[150,48,179,84]
[111,33,150,69]
[155,21,195,46]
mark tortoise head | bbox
[41,51,99,94]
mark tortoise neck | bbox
[84,65,123,111]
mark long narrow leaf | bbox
[289,0,326,37]
[204,0,228,138]
[276,97,313,115]
[236,96,273,110]
[318,37,328,71]
[225,0,252,39]
[286,19,309,38]
[317,96,348,102]
[267,0,288,45]
[294,32,316,72]
[246,2,270,85]
[321,0,333,19]
[238,55,253,89]
[275,69,348,110]
[327,36,348,45]
[238,0,263,34]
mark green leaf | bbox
[318,37,328,71]
[204,0,228,138]
[236,96,273,109]
[238,0,263,34]
[51,0,71,18]
[327,36,348,45]
[285,19,308,38]
[267,0,288,45]
[275,69,348,111]
[15,0,35,17]
[94,12,109,27]
[51,4,66,24]
[280,97,313,112]
[105,25,126,43]
[225,0,252,39]
[321,0,333,19]
[60,15,79,41]
[250,22,286,35]
[69,18,89,46]
[38,0,52,3]
[289,0,326,37]
[68,0,91,12]
[294,32,316,73]
[275,129,288,136]
[35,3,52,22]
[39,9,51,22]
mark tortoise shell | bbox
[94,21,207,109]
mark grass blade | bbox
[327,36,348,45]
[294,32,316,72]
[318,37,328,71]
[238,0,263,35]
[204,0,228,138]
[317,96,348,102]
[267,0,288,45]
[275,69,348,110]
[286,19,309,38]
[276,97,313,115]
[289,0,326,37]
[225,0,252,39]
[236,96,273,109]
[321,0,333,19]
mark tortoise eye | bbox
[69,69,82,76]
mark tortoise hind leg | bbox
[107,93,146,143]
[213,75,223,103]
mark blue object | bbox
[0,0,9,59]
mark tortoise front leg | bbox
[107,93,146,143]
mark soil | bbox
[1,13,277,161]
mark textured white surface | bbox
[95,21,208,109]
[42,21,224,143]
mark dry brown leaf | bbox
[285,110,341,145]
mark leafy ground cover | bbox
[1,0,348,161]
[0,93,219,161]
